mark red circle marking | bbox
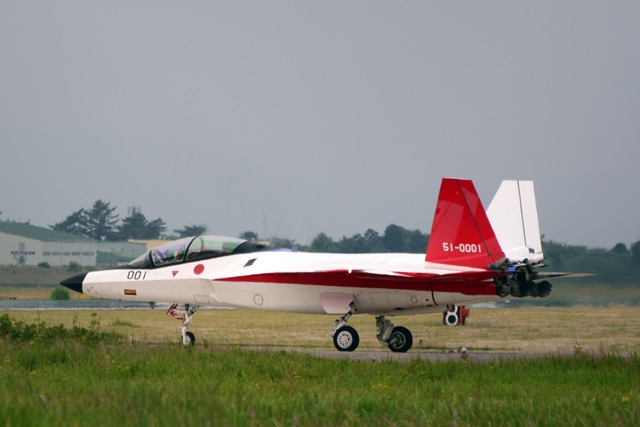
[194,264,205,275]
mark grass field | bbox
[8,306,640,355]
[1,307,639,426]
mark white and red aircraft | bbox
[61,178,574,352]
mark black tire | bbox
[183,331,196,346]
[333,326,359,352]
[388,326,413,353]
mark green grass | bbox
[110,319,139,328]
[0,314,638,426]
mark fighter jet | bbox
[61,178,576,352]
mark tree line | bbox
[305,224,428,253]
[239,224,429,254]
[542,240,640,286]
[52,200,207,241]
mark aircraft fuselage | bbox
[76,251,500,316]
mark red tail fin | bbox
[426,178,505,269]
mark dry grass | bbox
[0,285,92,300]
[0,287,52,299]
[9,306,640,356]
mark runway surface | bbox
[255,348,548,362]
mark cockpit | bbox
[128,235,280,269]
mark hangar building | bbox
[0,221,97,267]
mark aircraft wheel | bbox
[444,312,459,326]
[183,331,196,346]
[333,326,359,352]
[388,326,413,353]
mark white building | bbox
[0,221,97,267]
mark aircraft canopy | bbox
[128,235,261,268]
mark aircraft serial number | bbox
[127,271,147,280]
[442,243,482,253]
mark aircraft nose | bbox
[60,273,87,294]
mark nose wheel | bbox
[184,331,196,346]
[167,303,198,346]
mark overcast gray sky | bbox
[1,2,639,248]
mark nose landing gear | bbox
[167,303,198,346]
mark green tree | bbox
[542,240,589,270]
[239,231,259,241]
[631,241,640,269]
[52,200,119,240]
[363,229,385,252]
[383,224,406,252]
[85,200,119,241]
[337,233,367,253]
[335,229,385,253]
[118,211,167,240]
[271,236,296,249]
[309,232,338,253]
[52,208,90,237]
[314,227,425,254]
[117,211,146,239]
[145,218,168,239]
[174,225,208,238]
[611,243,629,255]
[406,229,429,253]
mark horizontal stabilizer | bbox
[532,272,594,280]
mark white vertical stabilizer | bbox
[487,181,543,263]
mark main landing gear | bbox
[442,305,470,326]
[375,316,413,353]
[330,304,413,353]
[167,303,198,346]
[332,302,359,352]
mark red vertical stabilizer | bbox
[426,178,505,269]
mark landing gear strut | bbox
[376,316,413,353]
[332,302,359,352]
[167,303,198,346]
[330,304,414,353]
